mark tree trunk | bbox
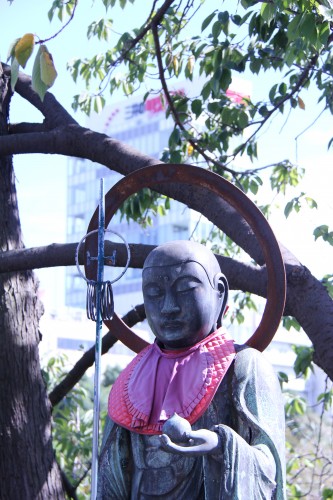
[0,66,65,498]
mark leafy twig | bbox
[38,0,78,45]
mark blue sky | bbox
[2,0,332,312]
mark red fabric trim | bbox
[108,329,235,435]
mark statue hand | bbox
[160,428,220,457]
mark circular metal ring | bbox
[85,164,286,353]
[76,228,131,284]
[101,281,114,321]
[86,281,97,321]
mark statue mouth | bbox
[162,321,183,330]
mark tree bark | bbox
[0,65,65,499]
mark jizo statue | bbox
[97,240,286,499]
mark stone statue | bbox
[97,240,286,499]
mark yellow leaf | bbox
[173,55,179,76]
[298,96,305,110]
[186,55,195,75]
[14,33,35,68]
[40,46,57,87]
[187,143,194,156]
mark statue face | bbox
[142,260,222,349]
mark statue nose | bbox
[161,291,180,315]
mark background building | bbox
[65,84,214,315]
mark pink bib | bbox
[108,328,235,435]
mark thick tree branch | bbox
[0,241,154,272]
[0,66,264,262]
[0,240,267,296]
[0,128,265,265]
[2,64,77,129]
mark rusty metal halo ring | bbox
[85,163,286,353]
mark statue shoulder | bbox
[233,344,279,384]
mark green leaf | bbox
[260,2,275,23]
[269,83,278,103]
[93,95,106,114]
[169,150,182,163]
[279,82,287,96]
[283,316,301,332]
[237,110,249,129]
[212,20,222,39]
[201,11,217,32]
[164,197,170,210]
[278,371,289,386]
[7,38,20,62]
[322,274,333,298]
[193,42,207,59]
[300,13,318,45]
[201,81,211,100]
[218,11,229,24]
[250,58,261,74]
[313,225,333,245]
[10,57,19,91]
[304,196,317,209]
[287,14,302,42]
[317,389,333,409]
[220,67,232,91]
[319,21,330,46]
[191,98,202,118]
[293,345,314,378]
[211,67,222,95]
[284,200,293,218]
[32,46,48,101]
[221,107,233,125]
[249,179,259,194]
[322,487,333,500]
[31,45,57,101]
[169,127,181,147]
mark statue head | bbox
[142,240,228,350]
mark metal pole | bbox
[91,178,105,499]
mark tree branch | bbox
[39,0,78,45]
[60,467,79,500]
[2,64,77,128]
[236,54,319,157]
[151,20,239,178]
[0,240,267,296]
[48,303,146,407]
[102,0,176,76]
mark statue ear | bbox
[214,273,229,328]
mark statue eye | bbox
[144,284,163,298]
[175,277,200,293]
